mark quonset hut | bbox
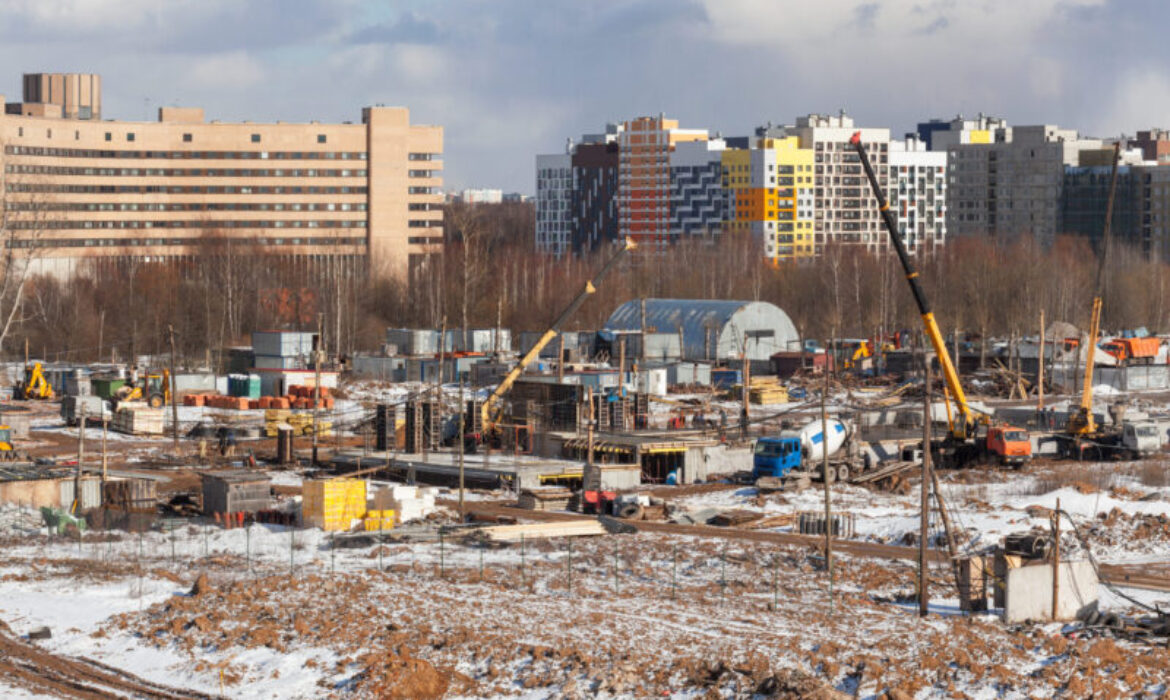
[604,298,800,362]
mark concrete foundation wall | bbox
[1004,560,1098,623]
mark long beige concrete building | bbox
[1,73,442,280]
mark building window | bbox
[127,133,135,142]
[183,133,192,143]
[46,129,52,139]
[251,134,261,143]
[317,134,327,144]
[75,130,80,141]
[17,127,22,137]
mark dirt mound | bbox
[361,651,450,699]
[189,573,211,596]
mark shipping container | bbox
[385,328,448,356]
[711,369,743,389]
[666,362,712,387]
[201,471,272,516]
[251,331,317,359]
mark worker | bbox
[665,469,679,486]
[218,427,237,457]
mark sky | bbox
[0,0,1165,194]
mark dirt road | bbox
[0,624,217,700]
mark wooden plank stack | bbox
[477,519,606,542]
[747,376,789,405]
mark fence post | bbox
[246,524,251,573]
[566,539,573,596]
[720,545,727,604]
[439,530,445,578]
[289,526,295,574]
[170,522,176,566]
[671,544,677,600]
[331,532,336,574]
[479,545,484,581]
[520,533,526,592]
[772,553,779,611]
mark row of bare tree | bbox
[3,199,1166,366]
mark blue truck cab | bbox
[752,436,804,479]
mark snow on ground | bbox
[671,468,1170,563]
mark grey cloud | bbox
[349,12,443,45]
[854,3,880,29]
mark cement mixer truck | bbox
[752,418,872,485]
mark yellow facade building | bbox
[722,135,814,263]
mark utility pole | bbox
[101,415,109,485]
[821,350,833,608]
[1052,497,1061,621]
[1038,309,1046,412]
[312,313,323,466]
[584,387,597,491]
[919,359,932,616]
[75,403,86,512]
[458,373,466,519]
[740,336,750,441]
[167,324,179,452]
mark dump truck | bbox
[752,419,872,484]
[1100,337,1161,366]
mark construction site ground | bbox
[3,383,1170,697]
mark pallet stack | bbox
[517,488,573,511]
[301,478,366,531]
[111,405,165,436]
[747,376,789,405]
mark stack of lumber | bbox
[517,488,573,511]
[111,406,165,436]
[477,519,606,542]
[302,478,366,531]
[264,409,332,437]
[747,377,789,405]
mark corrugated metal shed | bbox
[605,299,800,362]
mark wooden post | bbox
[168,324,179,453]
[919,359,931,616]
[584,386,597,492]
[741,336,750,441]
[101,415,108,485]
[1038,310,1046,411]
[1052,497,1061,621]
[618,336,626,382]
[821,351,833,608]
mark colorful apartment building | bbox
[723,130,816,263]
[617,115,707,246]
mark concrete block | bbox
[1003,560,1098,623]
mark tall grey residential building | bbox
[535,151,573,255]
[888,137,947,253]
[922,115,1101,243]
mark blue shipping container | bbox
[711,369,742,389]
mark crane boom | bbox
[480,239,635,429]
[1070,142,1121,435]
[849,132,973,438]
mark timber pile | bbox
[746,376,789,405]
[743,513,797,529]
[517,488,573,511]
[709,510,763,527]
[477,519,606,542]
[111,406,165,436]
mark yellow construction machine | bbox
[851,133,1032,468]
[18,362,54,400]
[115,369,171,408]
[0,425,27,461]
[476,239,635,445]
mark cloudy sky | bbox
[0,0,1162,193]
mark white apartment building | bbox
[888,137,947,253]
[789,113,892,254]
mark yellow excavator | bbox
[115,369,171,408]
[18,362,54,400]
[0,425,26,460]
[476,239,635,445]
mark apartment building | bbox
[534,152,573,255]
[724,129,815,262]
[617,115,708,246]
[669,138,727,239]
[534,124,621,255]
[0,72,442,280]
[1131,129,1170,165]
[789,113,892,254]
[888,137,947,254]
[922,115,1100,244]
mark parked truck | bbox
[1100,337,1161,366]
[752,419,873,485]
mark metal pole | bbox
[584,387,596,492]
[101,415,108,485]
[821,345,833,609]
[168,324,179,452]
[1038,309,1046,412]
[919,359,932,617]
[458,374,466,519]
[312,314,323,466]
[74,403,85,513]
[1052,497,1061,621]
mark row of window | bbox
[6,183,369,196]
[5,201,367,213]
[407,220,442,228]
[8,219,368,230]
[7,236,367,249]
[6,165,368,178]
[4,144,366,160]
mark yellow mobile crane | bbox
[850,133,1032,467]
[477,239,635,443]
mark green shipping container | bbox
[91,378,126,400]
